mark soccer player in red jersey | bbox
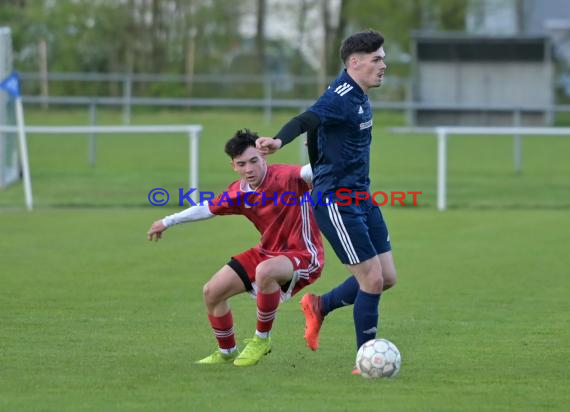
[147,129,324,367]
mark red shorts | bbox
[231,247,322,301]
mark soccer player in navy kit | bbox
[257,30,397,374]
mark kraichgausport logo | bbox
[148,188,422,207]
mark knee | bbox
[202,281,221,306]
[360,269,383,294]
[255,262,272,289]
[383,268,397,291]
[369,275,384,293]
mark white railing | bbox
[0,124,202,210]
[391,126,570,211]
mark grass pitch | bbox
[1,108,569,410]
[1,208,569,411]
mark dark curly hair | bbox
[340,30,384,64]
[224,129,259,159]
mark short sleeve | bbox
[282,165,310,194]
[208,189,243,216]
[308,91,346,125]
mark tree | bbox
[345,0,470,56]
[318,0,349,84]
[256,0,267,74]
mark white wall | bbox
[418,61,553,106]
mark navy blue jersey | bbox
[308,69,373,194]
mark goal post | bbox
[392,126,570,211]
[0,124,203,208]
[0,27,20,190]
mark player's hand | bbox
[147,219,167,242]
[256,137,282,155]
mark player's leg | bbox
[234,255,294,367]
[319,276,360,315]
[304,207,395,331]
[302,262,383,351]
[347,201,394,353]
[367,204,397,290]
[347,204,397,375]
[343,201,402,351]
[379,251,397,290]
[301,275,359,351]
[343,255,383,375]
[348,255,383,344]
[196,263,246,364]
[254,255,294,337]
[301,201,367,351]
[310,200,383,355]
[203,262,247,316]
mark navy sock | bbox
[321,276,359,316]
[353,289,381,350]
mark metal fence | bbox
[19,71,412,123]
[17,71,570,125]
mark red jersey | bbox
[208,164,324,272]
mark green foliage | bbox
[345,0,470,54]
[1,0,474,97]
[2,0,250,95]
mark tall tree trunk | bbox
[320,0,348,89]
[184,0,196,96]
[256,0,267,75]
[319,0,332,89]
[293,0,309,95]
[328,0,348,76]
[151,0,165,73]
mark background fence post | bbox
[122,74,132,125]
[88,100,97,167]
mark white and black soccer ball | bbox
[355,338,401,378]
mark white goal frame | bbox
[0,124,202,210]
[392,126,570,211]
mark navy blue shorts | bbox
[311,193,391,265]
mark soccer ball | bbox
[355,338,401,378]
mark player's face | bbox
[232,146,267,189]
[351,46,386,91]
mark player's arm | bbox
[257,111,320,155]
[300,163,313,184]
[147,204,214,242]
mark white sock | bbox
[255,330,269,339]
[220,346,237,354]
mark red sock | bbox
[256,290,281,334]
[208,311,235,350]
